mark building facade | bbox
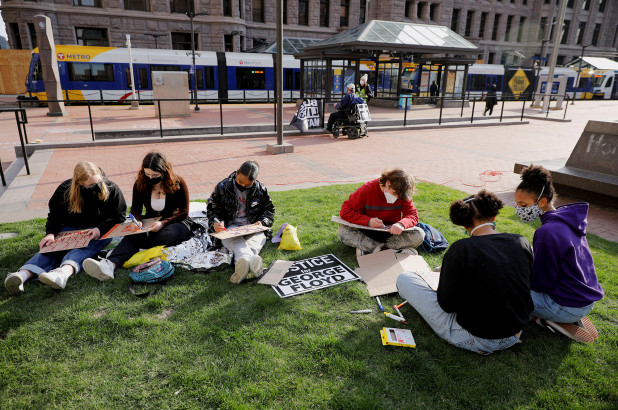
[2,0,617,64]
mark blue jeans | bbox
[396,271,521,355]
[21,226,111,275]
[531,291,594,323]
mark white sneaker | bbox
[356,248,365,258]
[249,255,263,278]
[83,258,115,281]
[397,248,418,256]
[231,257,250,284]
[39,268,70,290]
[5,272,25,295]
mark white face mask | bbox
[384,191,398,204]
[360,80,365,85]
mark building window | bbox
[171,0,194,13]
[591,23,601,46]
[76,27,109,46]
[340,0,350,27]
[539,17,547,40]
[27,23,37,49]
[451,9,460,32]
[171,32,197,50]
[405,1,411,19]
[576,22,586,44]
[238,0,243,18]
[505,15,513,41]
[429,4,438,21]
[567,0,574,8]
[319,0,329,27]
[488,52,495,64]
[523,0,527,4]
[236,67,265,89]
[253,0,264,22]
[359,0,367,24]
[582,0,590,10]
[465,11,473,37]
[517,17,525,42]
[9,23,23,49]
[298,0,308,25]
[557,56,565,65]
[124,0,150,11]
[598,0,606,12]
[417,2,425,19]
[614,25,618,47]
[479,12,487,38]
[73,0,102,7]
[492,14,501,41]
[560,20,570,44]
[283,0,287,24]
[223,0,232,16]
[224,34,233,51]
[68,62,114,82]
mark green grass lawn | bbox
[0,182,616,408]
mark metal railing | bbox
[0,107,30,186]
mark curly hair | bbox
[378,169,415,201]
[517,164,555,203]
[449,189,504,227]
[135,151,180,194]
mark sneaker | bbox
[538,318,595,344]
[83,258,115,281]
[356,248,365,258]
[396,248,418,256]
[230,257,250,284]
[38,268,70,290]
[5,272,25,295]
[249,255,263,278]
[575,316,599,339]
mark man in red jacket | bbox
[338,169,425,256]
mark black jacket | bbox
[206,171,275,234]
[46,178,127,237]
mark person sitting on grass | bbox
[397,190,534,354]
[4,161,126,294]
[337,168,424,257]
[83,151,191,281]
[207,160,275,284]
[514,165,604,343]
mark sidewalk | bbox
[0,97,616,242]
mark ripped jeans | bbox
[396,271,521,354]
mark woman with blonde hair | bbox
[83,151,191,281]
[4,161,126,294]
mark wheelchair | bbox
[332,103,370,140]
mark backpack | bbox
[129,258,175,297]
[416,223,449,253]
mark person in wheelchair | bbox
[324,83,365,133]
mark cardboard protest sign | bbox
[39,230,91,253]
[258,260,295,286]
[355,250,431,296]
[331,216,417,233]
[272,254,360,298]
[101,217,160,239]
[210,224,269,240]
[290,99,322,132]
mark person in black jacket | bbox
[483,84,498,116]
[4,161,126,294]
[207,161,275,284]
[396,190,534,354]
[83,151,191,281]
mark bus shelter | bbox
[295,20,478,104]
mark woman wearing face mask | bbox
[356,74,373,103]
[4,161,126,294]
[338,168,424,256]
[514,165,603,343]
[397,190,534,354]
[83,152,190,281]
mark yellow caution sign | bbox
[508,68,530,99]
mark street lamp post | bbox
[146,33,165,49]
[571,44,589,105]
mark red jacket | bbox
[340,179,419,228]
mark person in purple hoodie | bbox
[514,165,604,343]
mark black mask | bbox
[81,181,102,195]
[235,181,250,192]
[146,176,163,186]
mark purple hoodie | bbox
[532,202,604,307]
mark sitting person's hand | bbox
[150,221,164,232]
[368,218,385,229]
[389,223,404,235]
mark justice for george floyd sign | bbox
[272,254,360,298]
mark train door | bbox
[26,53,45,97]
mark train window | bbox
[284,69,295,89]
[196,69,205,89]
[33,60,43,81]
[606,76,613,89]
[236,67,265,89]
[494,77,503,90]
[204,67,215,89]
[68,62,114,82]
[125,67,132,89]
[150,65,181,72]
[138,68,149,88]
[469,75,486,91]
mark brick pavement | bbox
[0,98,617,242]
